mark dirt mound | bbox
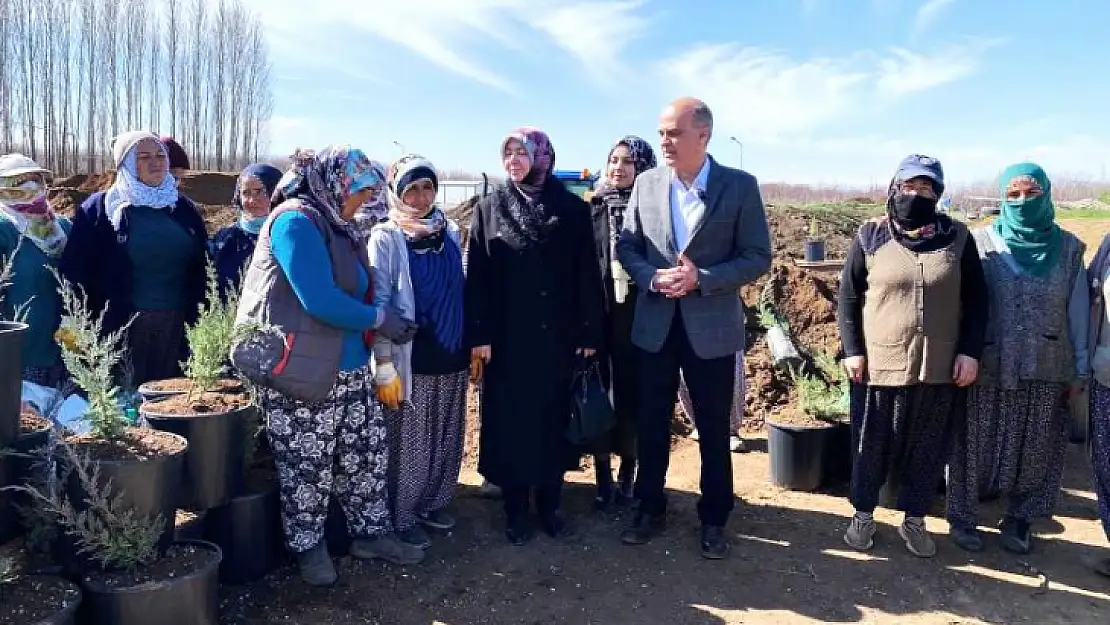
[767,264,841,356]
[180,172,238,206]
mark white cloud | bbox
[914,0,957,34]
[876,39,1002,96]
[657,40,995,142]
[526,1,650,83]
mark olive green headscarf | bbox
[992,162,1061,277]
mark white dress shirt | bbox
[670,157,711,252]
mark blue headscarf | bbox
[234,163,283,235]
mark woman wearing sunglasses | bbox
[0,154,71,388]
[946,162,1090,555]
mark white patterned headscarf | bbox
[104,131,179,230]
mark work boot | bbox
[621,512,665,546]
[899,516,937,558]
[844,512,876,551]
[506,514,534,546]
[295,541,337,587]
[350,534,425,565]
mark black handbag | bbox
[566,357,616,445]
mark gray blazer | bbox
[616,156,772,360]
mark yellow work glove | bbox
[374,361,403,410]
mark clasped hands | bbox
[652,254,699,299]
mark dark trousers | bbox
[502,482,564,520]
[635,313,736,526]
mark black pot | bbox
[0,420,52,542]
[80,539,222,625]
[804,239,826,262]
[768,420,833,492]
[820,421,852,487]
[136,381,185,404]
[56,430,187,575]
[174,509,208,542]
[0,321,28,448]
[143,404,252,510]
[2,575,82,625]
[203,483,285,584]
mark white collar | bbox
[671,156,711,192]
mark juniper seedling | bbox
[51,270,136,440]
[182,260,247,395]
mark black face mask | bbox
[889,193,938,230]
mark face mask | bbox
[239,213,267,234]
[890,193,938,230]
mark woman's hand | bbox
[952,355,979,387]
[842,355,867,384]
[374,361,403,409]
[576,348,597,358]
[378,306,418,344]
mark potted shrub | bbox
[24,439,222,625]
[0,241,31,449]
[202,408,286,584]
[0,550,83,625]
[811,350,852,486]
[50,274,188,558]
[803,216,826,262]
[139,264,255,511]
[766,366,842,492]
[0,402,57,543]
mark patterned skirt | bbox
[261,366,392,552]
[386,370,468,532]
[1089,381,1110,539]
[946,381,1069,527]
[849,382,964,517]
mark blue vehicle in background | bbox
[553,169,598,199]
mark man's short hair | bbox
[692,103,713,140]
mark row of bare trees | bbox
[0,0,273,176]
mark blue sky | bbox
[236,0,1110,187]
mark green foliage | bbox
[182,261,246,393]
[20,440,161,572]
[0,235,32,323]
[52,270,135,440]
[789,365,848,421]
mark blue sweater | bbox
[0,218,71,370]
[59,191,208,345]
[269,211,379,371]
[209,225,257,301]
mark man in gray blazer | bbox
[616,97,772,559]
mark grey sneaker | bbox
[351,534,426,565]
[729,435,745,453]
[295,542,337,587]
[418,509,456,530]
[899,517,937,558]
[998,516,1032,555]
[844,514,876,551]
[398,525,432,549]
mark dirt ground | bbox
[218,431,1110,625]
[43,173,1110,623]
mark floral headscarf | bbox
[501,127,554,201]
[351,159,390,240]
[595,136,657,252]
[278,145,385,239]
[104,134,180,230]
[0,155,66,258]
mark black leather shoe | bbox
[621,512,665,545]
[700,525,731,560]
[506,516,534,546]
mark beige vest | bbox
[862,225,967,387]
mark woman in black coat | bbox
[589,136,657,510]
[209,163,283,300]
[465,127,604,545]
